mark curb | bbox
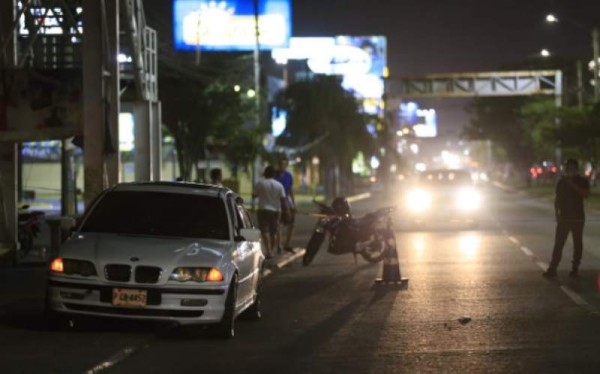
[263,248,306,278]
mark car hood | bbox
[59,233,233,268]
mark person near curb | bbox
[275,158,296,254]
[543,158,590,278]
[253,166,289,259]
[210,168,223,187]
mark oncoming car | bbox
[402,169,482,226]
[45,182,264,338]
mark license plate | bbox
[112,288,147,308]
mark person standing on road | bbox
[544,158,590,278]
[253,166,289,259]
[275,158,296,254]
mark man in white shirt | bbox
[253,166,289,258]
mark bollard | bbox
[374,231,409,288]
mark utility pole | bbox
[251,0,261,208]
[593,27,599,102]
[576,60,584,108]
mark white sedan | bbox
[46,182,264,338]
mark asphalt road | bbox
[1,185,600,373]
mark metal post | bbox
[61,139,75,216]
[251,0,261,207]
[593,27,599,102]
[106,0,120,186]
[151,101,161,181]
[133,101,151,181]
[0,0,19,262]
[554,71,563,167]
[576,60,584,108]
[82,0,106,205]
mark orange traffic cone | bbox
[374,231,409,288]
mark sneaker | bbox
[284,246,295,254]
[543,269,557,277]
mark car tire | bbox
[44,307,73,331]
[214,274,238,339]
[242,269,263,320]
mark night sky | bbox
[147,0,600,140]
[293,0,600,141]
[293,0,600,75]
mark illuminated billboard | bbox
[272,36,387,102]
[396,102,438,138]
[173,0,291,51]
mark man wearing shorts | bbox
[253,166,289,258]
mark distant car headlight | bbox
[406,189,432,212]
[169,267,224,283]
[456,188,481,210]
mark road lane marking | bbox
[520,246,534,257]
[504,234,599,315]
[276,249,306,269]
[85,342,148,374]
[85,249,305,373]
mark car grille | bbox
[104,264,131,282]
[135,266,161,284]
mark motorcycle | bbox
[18,205,45,252]
[303,197,396,266]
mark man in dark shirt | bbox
[544,159,590,277]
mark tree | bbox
[275,75,372,196]
[159,55,255,181]
[464,96,537,173]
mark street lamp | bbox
[540,49,551,57]
[545,14,558,23]
[545,13,600,102]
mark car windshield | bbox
[80,190,230,240]
[418,171,472,187]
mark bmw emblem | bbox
[130,257,140,262]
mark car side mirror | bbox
[236,228,261,242]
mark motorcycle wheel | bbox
[303,232,325,266]
[359,235,387,263]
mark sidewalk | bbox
[493,180,600,213]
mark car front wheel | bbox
[242,269,263,320]
[214,274,238,339]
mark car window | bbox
[80,190,230,240]
[236,205,253,229]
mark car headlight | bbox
[456,188,481,210]
[169,267,224,283]
[50,258,97,277]
[406,189,432,212]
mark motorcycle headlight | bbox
[456,188,481,210]
[406,189,432,212]
[169,267,223,283]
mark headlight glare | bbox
[456,188,481,210]
[406,189,432,212]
